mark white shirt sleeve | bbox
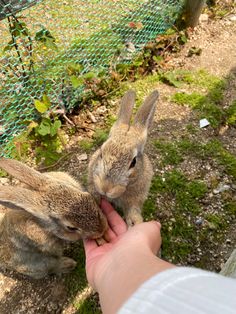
[118,267,236,314]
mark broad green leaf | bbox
[70,75,84,88]
[34,99,48,113]
[153,55,163,63]
[42,94,51,107]
[161,72,182,88]
[50,120,61,136]
[83,72,96,80]
[3,40,14,52]
[37,119,51,136]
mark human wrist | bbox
[96,247,173,314]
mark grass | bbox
[142,128,236,264]
[64,243,102,313]
[169,70,236,128]
[154,137,236,181]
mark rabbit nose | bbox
[95,176,113,196]
[106,185,126,199]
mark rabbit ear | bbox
[0,186,49,220]
[111,90,136,132]
[0,158,49,190]
[133,90,159,131]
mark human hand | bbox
[83,199,162,291]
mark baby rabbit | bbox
[88,90,159,226]
[0,158,107,279]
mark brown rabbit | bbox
[0,158,107,279]
[88,90,159,226]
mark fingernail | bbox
[155,221,161,229]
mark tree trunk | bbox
[184,0,206,28]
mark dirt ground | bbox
[0,14,236,314]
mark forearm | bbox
[97,248,174,314]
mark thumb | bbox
[132,221,162,254]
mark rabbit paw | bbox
[125,209,143,227]
[59,257,77,273]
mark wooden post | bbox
[220,249,236,278]
[184,0,206,28]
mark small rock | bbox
[195,218,204,225]
[226,239,231,244]
[0,177,9,185]
[228,15,236,22]
[77,153,88,161]
[199,14,209,23]
[219,125,229,135]
[88,111,97,123]
[213,183,231,194]
[95,106,108,115]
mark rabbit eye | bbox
[129,157,137,169]
[66,226,78,232]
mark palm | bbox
[83,199,127,288]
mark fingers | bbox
[101,199,127,236]
[83,239,98,256]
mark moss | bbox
[205,140,236,180]
[171,92,204,107]
[65,243,87,297]
[154,136,236,181]
[75,296,101,314]
[186,124,197,134]
[142,170,208,262]
[154,140,183,165]
[205,213,227,229]
[121,73,160,107]
[224,201,236,216]
[226,100,236,125]
[143,198,157,221]
[171,70,227,127]
[79,139,94,152]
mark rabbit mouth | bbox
[95,183,126,199]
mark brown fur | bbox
[0,158,107,278]
[88,90,159,226]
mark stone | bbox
[229,15,236,22]
[77,153,88,161]
[213,183,231,194]
[199,14,209,23]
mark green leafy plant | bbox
[3,14,56,81]
[27,95,65,166]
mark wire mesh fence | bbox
[0,0,184,157]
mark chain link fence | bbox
[0,0,184,156]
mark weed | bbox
[79,140,94,153]
[205,213,227,229]
[92,129,109,146]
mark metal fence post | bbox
[184,0,206,28]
